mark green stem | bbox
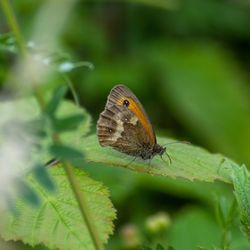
[63,163,103,250]
[1,1,103,249]
[221,229,229,250]
[0,0,26,56]
[63,74,80,107]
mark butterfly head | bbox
[139,143,166,160]
[153,144,166,157]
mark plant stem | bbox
[221,229,229,250]
[64,162,103,250]
[63,74,80,107]
[1,1,103,249]
[0,0,26,56]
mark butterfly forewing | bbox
[105,85,156,144]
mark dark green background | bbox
[1,1,250,249]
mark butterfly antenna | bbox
[162,140,191,147]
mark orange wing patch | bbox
[117,97,155,143]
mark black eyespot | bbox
[123,99,129,107]
[108,128,113,133]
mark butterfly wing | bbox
[97,104,152,156]
[105,84,156,144]
[97,85,156,156]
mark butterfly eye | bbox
[123,99,130,107]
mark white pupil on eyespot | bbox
[123,100,129,106]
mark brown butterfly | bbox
[97,84,171,162]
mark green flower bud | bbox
[145,212,171,234]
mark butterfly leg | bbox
[124,156,138,168]
[147,158,153,167]
[161,151,172,165]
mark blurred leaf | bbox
[0,237,48,250]
[0,32,17,53]
[140,176,233,206]
[58,61,94,73]
[156,243,165,250]
[0,167,116,250]
[232,164,250,240]
[128,0,178,10]
[215,196,238,249]
[23,118,47,138]
[215,197,229,228]
[32,164,55,192]
[50,144,84,163]
[55,101,92,147]
[168,208,221,250]
[17,180,40,207]
[45,85,67,117]
[53,114,84,132]
[152,43,250,165]
[142,244,167,250]
[167,247,174,250]
[0,97,91,162]
[82,135,233,183]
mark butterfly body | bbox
[97,85,166,160]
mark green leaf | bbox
[0,167,116,250]
[45,85,67,117]
[81,135,234,183]
[232,164,250,240]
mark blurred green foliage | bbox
[1,0,250,249]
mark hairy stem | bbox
[0,0,26,56]
[1,1,103,249]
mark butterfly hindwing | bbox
[97,104,152,156]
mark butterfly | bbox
[97,84,171,163]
